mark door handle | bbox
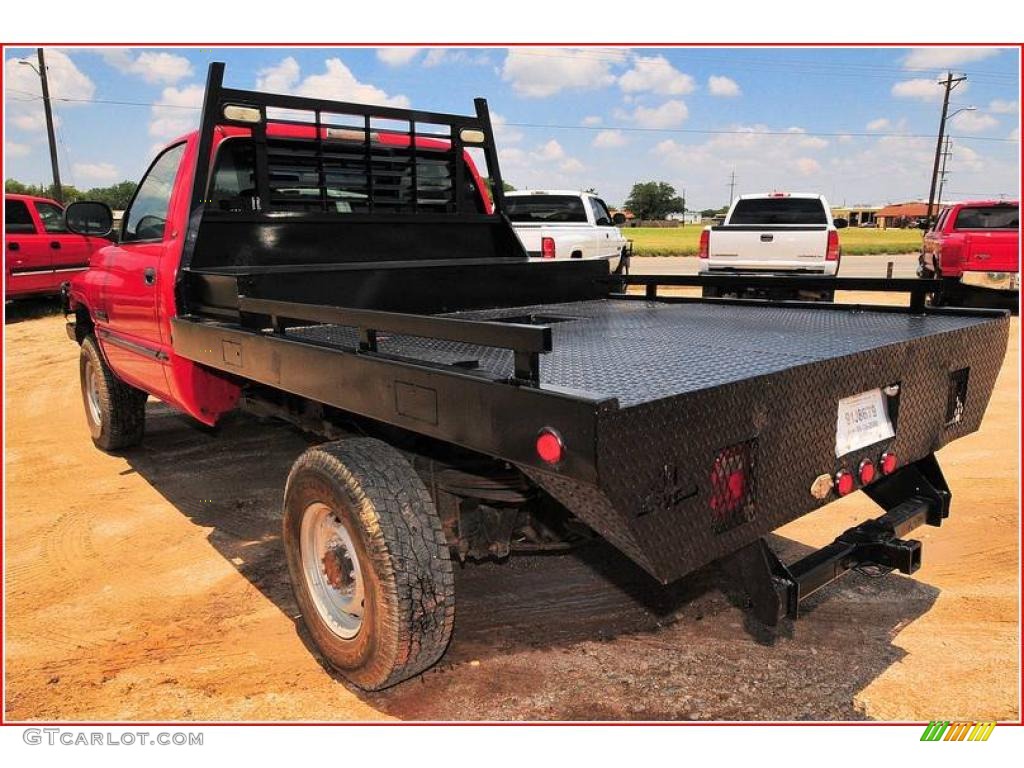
[50,241,61,249]
[143,267,157,286]
[7,242,19,251]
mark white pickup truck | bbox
[699,192,847,299]
[505,190,631,271]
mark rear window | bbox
[208,136,485,215]
[5,199,35,234]
[505,195,588,223]
[953,205,1018,230]
[728,197,827,225]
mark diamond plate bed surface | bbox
[286,299,995,408]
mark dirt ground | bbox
[3,285,1019,722]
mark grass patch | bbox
[624,226,922,257]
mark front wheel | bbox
[283,438,455,690]
[79,335,147,451]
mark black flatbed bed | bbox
[286,297,997,408]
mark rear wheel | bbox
[79,335,147,451]
[283,438,455,690]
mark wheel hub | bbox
[300,502,365,639]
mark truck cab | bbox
[5,193,104,299]
[698,192,845,299]
[918,200,1019,309]
[505,190,630,269]
[64,121,493,422]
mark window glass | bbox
[35,201,67,233]
[505,195,588,223]
[590,197,612,226]
[122,143,185,241]
[729,197,827,225]
[953,205,1018,230]
[5,199,36,234]
[208,136,485,214]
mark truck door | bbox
[5,198,52,296]
[33,199,95,279]
[589,196,616,259]
[97,142,186,396]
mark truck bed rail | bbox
[237,296,552,383]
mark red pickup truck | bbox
[918,200,1019,309]
[59,64,1009,690]
[5,194,107,300]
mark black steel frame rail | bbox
[618,274,946,311]
[237,296,552,384]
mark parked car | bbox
[918,200,1019,310]
[5,194,106,299]
[698,192,846,300]
[62,64,1008,690]
[505,190,631,272]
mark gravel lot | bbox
[4,268,1018,721]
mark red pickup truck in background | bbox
[918,200,1019,310]
[5,194,108,300]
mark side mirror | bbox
[612,212,626,225]
[65,201,114,237]
[833,217,848,230]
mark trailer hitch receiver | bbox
[721,454,949,626]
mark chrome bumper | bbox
[961,271,1020,291]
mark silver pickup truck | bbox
[699,192,848,300]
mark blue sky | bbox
[4,46,1020,209]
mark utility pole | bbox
[20,49,63,202]
[926,71,966,227]
[727,170,736,205]
[936,136,952,210]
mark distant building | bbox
[666,211,703,225]
[875,202,948,229]
[831,205,880,227]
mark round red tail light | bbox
[858,459,876,485]
[880,452,898,475]
[536,428,564,465]
[835,469,855,496]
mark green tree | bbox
[624,181,685,220]
[6,178,136,209]
[483,177,516,196]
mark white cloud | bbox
[501,47,622,98]
[708,75,741,97]
[5,49,93,136]
[891,77,945,101]
[490,112,523,146]
[1008,128,1019,141]
[989,99,1018,114]
[866,117,891,131]
[73,161,120,184]
[376,48,422,66]
[7,140,31,158]
[628,100,688,129]
[148,84,204,139]
[256,57,300,92]
[581,115,603,127]
[903,47,1001,70]
[100,49,192,84]
[796,157,821,176]
[499,138,586,188]
[422,49,491,68]
[618,55,695,96]
[256,56,409,108]
[592,130,627,149]
[950,111,998,132]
